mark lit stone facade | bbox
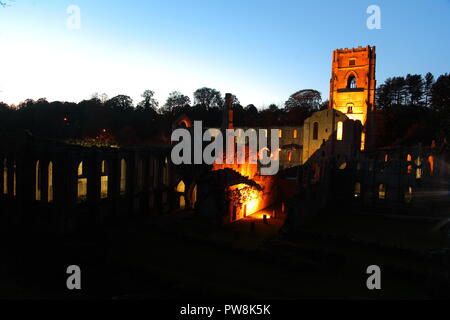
[329,46,376,150]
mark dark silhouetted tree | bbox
[285,89,321,112]
[424,72,434,108]
[137,90,158,111]
[162,91,191,114]
[405,74,424,106]
[376,78,393,109]
[193,87,223,110]
[431,74,450,114]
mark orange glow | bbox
[428,156,434,176]
[246,198,259,213]
[407,165,412,174]
[248,212,271,220]
[360,132,365,151]
[212,145,275,222]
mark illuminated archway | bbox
[176,180,185,193]
[100,160,108,199]
[77,161,87,201]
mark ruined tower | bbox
[329,46,376,150]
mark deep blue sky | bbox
[0,0,449,107]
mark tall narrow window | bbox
[354,182,361,198]
[428,156,434,176]
[405,187,413,203]
[313,122,319,140]
[35,160,41,201]
[337,121,343,141]
[2,159,7,195]
[77,162,87,202]
[378,184,386,200]
[176,181,186,210]
[287,151,292,162]
[191,184,197,209]
[13,162,16,197]
[120,158,126,195]
[407,154,412,162]
[384,154,389,162]
[416,168,422,179]
[48,162,53,202]
[278,129,282,138]
[293,129,298,139]
[415,156,422,166]
[100,160,108,199]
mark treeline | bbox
[376,72,449,110]
[374,72,450,148]
[0,76,449,149]
[0,88,324,146]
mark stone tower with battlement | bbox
[329,46,376,151]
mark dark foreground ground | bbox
[1,208,450,300]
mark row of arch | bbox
[311,121,344,141]
[175,180,197,210]
[354,182,414,203]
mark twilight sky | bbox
[0,0,449,108]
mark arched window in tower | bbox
[287,151,292,162]
[313,122,319,140]
[48,162,53,202]
[35,160,41,201]
[293,129,298,139]
[337,121,343,141]
[347,104,353,114]
[347,75,357,89]
[77,161,87,202]
[100,160,108,199]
